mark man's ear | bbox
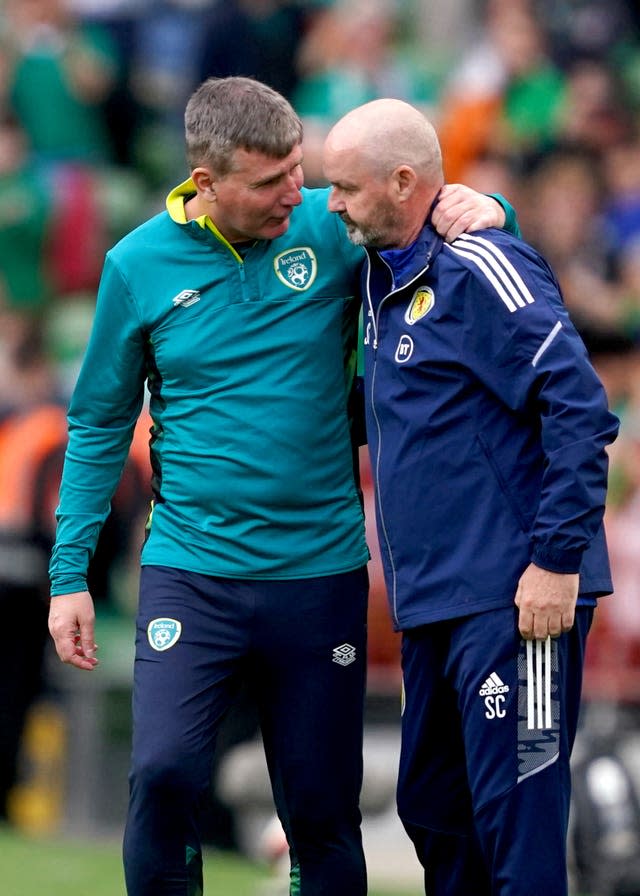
[394,165,418,202]
[191,167,217,200]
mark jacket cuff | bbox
[488,193,521,239]
[531,542,583,575]
[50,577,89,597]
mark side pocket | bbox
[476,432,532,534]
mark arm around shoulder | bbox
[432,183,520,242]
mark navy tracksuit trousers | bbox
[123,564,369,896]
[398,605,593,896]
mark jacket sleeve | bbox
[459,235,619,573]
[489,193,521,238]
[49,254,147,595]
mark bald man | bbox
[323,99,619,896]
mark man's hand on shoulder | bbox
[431,184,506,243]
[48,591,99,671]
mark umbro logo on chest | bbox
[172,289,201,308]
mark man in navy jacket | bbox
[323,100,619,896]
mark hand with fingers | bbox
[432,183,507,243]
[48,591,99,671]
[514,563,579,640]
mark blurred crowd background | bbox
[1,0,640,880]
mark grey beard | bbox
[345,221,390,248]
[345,223,367,246]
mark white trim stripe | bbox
[536,637,544,729]
[453,241,527,308]
[532,321,563,367]
[545,635,552,729]
[446,233,535,313]
[526,640,535,726]
[526,637,553,730]
[518,751,559,784]
[447,244,518,312]
[457,234,536,306]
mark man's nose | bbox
[283,175,303,206]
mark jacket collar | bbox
[376,220,443,289]
[166,178,245,261]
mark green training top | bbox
[49,183,370,594]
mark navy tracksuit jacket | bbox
[361,224,618,631]
[360,222,619,896]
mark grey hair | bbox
[184,77,303,175]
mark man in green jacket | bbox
[48,76,515,896]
